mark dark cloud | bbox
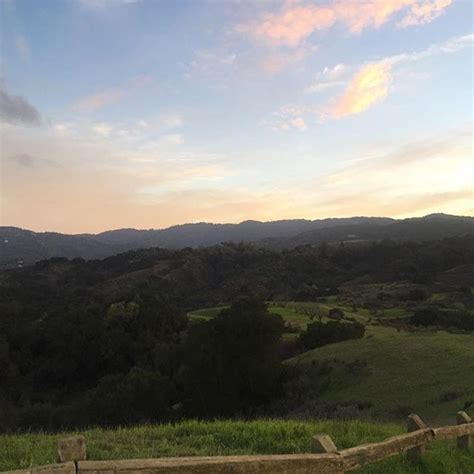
[9,153,34,167]
[0,85,42,126]
[9,153,56,168]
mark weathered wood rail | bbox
[3,411,472,474]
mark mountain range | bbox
[1,214,472,267]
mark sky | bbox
[0,0,473,233]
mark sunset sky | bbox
[1,0,473,233]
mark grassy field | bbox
[187,305,229,321]
[288,325,474,422]
[188,301,474,422]
[1,419,473,473]
[188,303,315,329]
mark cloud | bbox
[159,133,184,145]
[160,114,183,129]
[73,75,151,112]
[264,105,309,131]
[384,32,474,66]
[2,123,471,232]
[271,33,473,125]
[8,153,34,167]
[304,129,473,217]
[289,117,307,131]
[268,59,392,126]
[78,0,141,9]
[261,44,317,74]
[236,4,335,47]
[8,153,56,168]
[74,88,123,112]
[53,122,73,133]
[92,123,113,136]
[398,0,452,27]
[184,51,237,78]
[323,33,473,118]
[0,84,41,126]
[327,61,392,118]
[307,63,346,93]
[237,0,453,46]
[15,35,30,60]
[1,124,233,233]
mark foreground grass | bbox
[1,419,473,473]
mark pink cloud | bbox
[398,0,452,27]
[261,45,315,74]
[237,5,335,46]
[237,0,453,46]
[73,88,123,112]
[73,75,152,112]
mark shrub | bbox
[407,288,428,301]
[299,321,365,350]
[411,307,474,331]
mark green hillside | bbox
[287,326,474,422]
[1,419,473,473]
[188,302,474,422]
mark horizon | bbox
[1,0,473,233]
[3,211,471,236]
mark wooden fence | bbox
[3,411,472,474]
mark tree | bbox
[181,297,284,417]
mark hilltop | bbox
[1,213,472,266]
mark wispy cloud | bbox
[398,0,452,28]
[3,121,472,232]
[184,51,237,78]
[92,122,114,136]
[269,33,473,125]
[74,88,123,113]
[73,74,151,112]
[264,105,309,132]
[160,133,184,145]
[160,113,183,129]
[261,44,317,74]
[15,34,30,60]
[2,123,232,232]
[324,32,474,118]
[302,128,473,216]
[237,1,453,47]
[306,63,346,93]
[78,0,141,9]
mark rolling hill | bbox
[1,214,472,267]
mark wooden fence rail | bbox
[3,411,472,474]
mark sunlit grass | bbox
[1,419,473,473]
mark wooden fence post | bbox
[311,434,338,454]
[406,414,427,463]
[57,436,87,463]
[457,411,472,450]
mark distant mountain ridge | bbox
[1,214,472,267]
